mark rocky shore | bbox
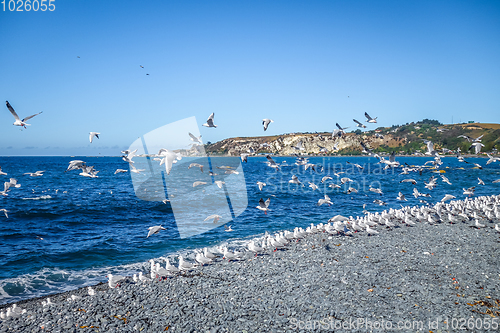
[1,197,499,333]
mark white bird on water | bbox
[5,101,43,129]
[89,132,100,143]
[202,113,217,128]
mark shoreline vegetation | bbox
[1,195,499,332]
[205,120,500,157]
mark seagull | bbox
[486,153,500,165]
[224,225,234,232]
[24,171,44,177]
[396,192,407,201]
[441,194,456,202]
[441,175,452,185]
[308,182,319,191]
[364,112,377,123]
[5,101,43,129]
[193,181,207,187]
[262,119,274,131]
[178,256,197,271]
[107,274,125,288]
[293,141,305,151]
[202,113,217,128]
[0,209,8,218]
[203,248,218,260]
[147,225,166,238]
[373,199,387,206]
[478,177,485,185]
[195,250,212,265]
[89,132,100,143]
[87,287,96,296]
[469,142,485,155]
[256,181,266,191]
[369,187,383,195]
[114,169,128,174]
[353,119,367,128]
[474,219,486,228]
[214,181,225,189]
[222,247,244,261]
[317,194,333,206]
[256,198,271,214]
[248,240,264,257]
[166,258,180,274]
[289,175,302,185]
[188,132,202,144]
[463,186,475,196]
[121,149,138,164]
[130,164,145,174]
[400,179,417,185]
[366,225,379,235]
[188,163,204,172]
[265,155,280,171]
[157,149,182,175]
[0,166,7,176]
[321,176,332,183]
[241,153,249,163]
[204,214,221,223]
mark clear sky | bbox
[0,0,499,156]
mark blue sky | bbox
[0,0,499,155]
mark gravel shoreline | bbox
[1,196,499,332]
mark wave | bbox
[21,195,52,200]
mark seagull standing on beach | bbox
[5,101,43,129]
[178,256,197,271]
[202,113,217,128]
[107,274,125,288]
[89,132,100,143]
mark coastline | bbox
[1,196,499,332]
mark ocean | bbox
[0,155,499,305]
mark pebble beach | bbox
[1,196,499,333]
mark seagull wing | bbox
[364,112,373,121]
[5,101,20,121]
[353,119,363,126]
[22,111,43,122]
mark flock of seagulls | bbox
[1,103,499,314]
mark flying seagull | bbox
[202,113,217,128]
[353,119,367,128]
[5,101,43,129]
[262,119,274,131]
[364,112,377,123]
[89,132,100,143]
[188,132,202,144]
[147,225,166,238]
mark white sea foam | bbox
[21,195,52,200]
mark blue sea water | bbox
[0,155,499,304]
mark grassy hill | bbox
[205,120,500,156]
